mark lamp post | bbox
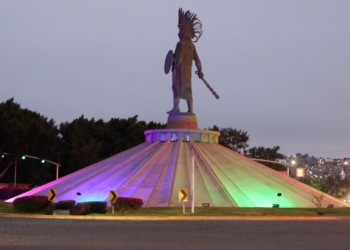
[284,163,290,177]
[191,148,196,214]
[291,160,296,177]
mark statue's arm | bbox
[173,42,181,67]
[193,47,204,79]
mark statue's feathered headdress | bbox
[178,8,203,43]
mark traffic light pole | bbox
[14,158,17,188]
[22,155,61,180]
[2,153,61,183]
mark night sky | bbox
[1,1,350,158]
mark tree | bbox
[207,126,249,152]
[298,178,324,190]
[323,175,350,197]
[57,115,107,176]
[58,115,166,176]
[248,146,285,170]
[105,116,165,155]
[0,98,59,185]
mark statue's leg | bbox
[167,98,180,113]
[187,100,193,113]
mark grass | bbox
[2,200,350,217]
[105,207,350,217]
[0,201,15,213]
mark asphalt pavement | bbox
[1,214,350,249]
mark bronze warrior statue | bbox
[165,8,204,114]
[165,8,219,114]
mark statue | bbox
[165,8,219,114]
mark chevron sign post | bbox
[179,189,188,214]
[109,190,118,214]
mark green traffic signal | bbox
[1,154,4,159]
[41,159,46,163]
[21,155,26,160]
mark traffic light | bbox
[40,159,46,164]
[21,155,26,160]
[1,154,4,159]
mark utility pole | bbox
[3,152,61,185]
[334,174,336,197]
[14,158,17,188]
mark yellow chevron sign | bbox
[109,190,118,203]
[48,189,57,201]
[179,189,188,202]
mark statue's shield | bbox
[164,50,173,74]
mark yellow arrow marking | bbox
[179,189,188,202]
[48,189,56,201]
[109,191,118,202]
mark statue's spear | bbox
[195,71,220,99]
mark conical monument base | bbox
[6,126,349,208]
[6,115,350,208]
[166,112,198,129]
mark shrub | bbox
[47,200,76,214]
[312,193,326,208]
[70,201,107,215]
[54,200,76,210]
[87,201,107,214]
[70,203,90,215]
[13,195,50,213]
[114,197,143,213]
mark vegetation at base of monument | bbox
[114,197,143,212]
[70,201,107,215]
[312,193,326,208]
[69,203,90,215]
[53,200,76,210]
[3,201,350,216]
[46,200,76,214]
[0,98,166,185]
[0,201,14,213]
[13,195,51,212]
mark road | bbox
[1,217,350,249]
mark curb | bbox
[1,213,350,221]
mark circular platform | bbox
[166,112,198,129]
[144,128,220,143]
